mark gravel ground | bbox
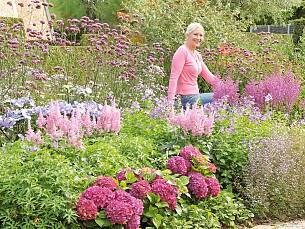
[252,220,305,229]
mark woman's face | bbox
[187,28,204,48]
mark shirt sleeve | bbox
[167,47,187,102]
[199,53,220,86]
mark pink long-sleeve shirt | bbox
[167,44,219,102]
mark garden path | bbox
[252,220,305,229]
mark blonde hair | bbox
[185,23,204,38]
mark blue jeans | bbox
[180,93,213,109]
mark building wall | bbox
[0,1,18,17]
[1,0,53,41]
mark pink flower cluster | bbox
[188,172,220,199]
[28,101,121,148]
[168,104,214,136]
[76,176,144,229]
[166,145,221,199]
[130,180,152,200]
[151,178,178,210]
[166,156,192,175]
[213,77,240,104]
[244,70,301,112]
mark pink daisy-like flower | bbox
[94,176,117,190]
[205,177,221,197]
[82,186,114,208]
[151,178,177,210]
[187,171,208,199]
[167,156,192,175]
[130,180,151,199]
[179,145,202,161]
[76,197,98,220]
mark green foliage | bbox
[208,109,285,189]
[291,17,305,46]
[121,111,175,145]
[216,0,301,24]
[122,0,249,49]
[81,0,124,25]
[49,0,86,19]
[161,190,253,229]
[0,141,85,228]
[242,126,305,220]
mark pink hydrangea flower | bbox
[167,156,192,175]
[151,179,177,210]
[115,190,144,216]
[105,200,134,224]
[76,197,98,220]
[179,145,202,161]
[105,190,144,226]
[82,186,114,208]
[205,177,221,197]
[94,176,117,190]
[130,180,151,199]
[187,172,208,199]
[125,215,141,229]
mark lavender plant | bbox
[243,127,305,219]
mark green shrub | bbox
[242,126,305,220]
[161,190,253,229]
[208,108,286,190]
[291,18,305,46]
[0,141,85,228]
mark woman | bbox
[167,23,220,109]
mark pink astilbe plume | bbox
[213,77,239,104]
[244,70,301,112]
[168,105,214,136]
[96,101,121,134]
[25,120,43,145]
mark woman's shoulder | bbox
[173,44,188,57]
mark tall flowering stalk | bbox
[168,105,214,137]
[24,101,121,148]
[244,70,301,112]
[213,77,240,104]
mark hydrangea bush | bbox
[76,145,221,228]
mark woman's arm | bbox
[167,47,187,102]
[199,54,220,86]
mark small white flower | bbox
[264,93,273,102]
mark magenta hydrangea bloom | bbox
[179,145,202,161]
[187,171,208,199]
[205,177,221,197]
[105,190,144,226]
[82,186,114,208]
[130,180,151,199]
[151,178,177,210]
[167,156,192,175]
[105,200,134,225]
[115,190,144,216]
[94,176,117,190]
[76,197,98,220]
[125,215,141,229]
